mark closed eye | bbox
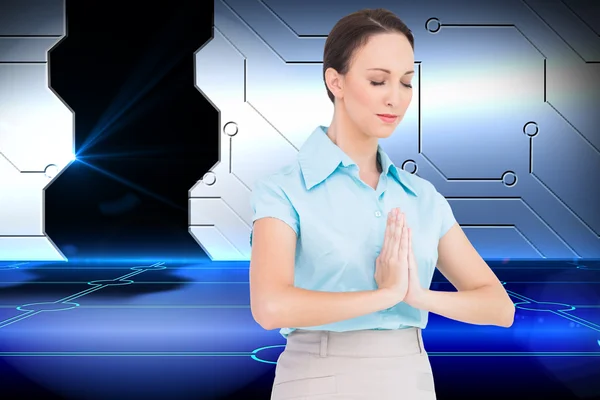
[370,81,413,88]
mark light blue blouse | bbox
[250,125,456,337]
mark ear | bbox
[324,67,344,101]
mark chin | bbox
[370,125,397,139]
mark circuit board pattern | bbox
[190,0,600,261]
[0,261,598,355]
[0,0,73,261]
[0,1,598,262]
[0,261,598,397]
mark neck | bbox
[327,103,380,174]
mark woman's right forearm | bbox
[256,286,400,330]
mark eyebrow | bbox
[367,68,414,75]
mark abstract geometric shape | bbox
[44,164,59,179]
[0,1,73,262]
[250,344,285,364]
[502,171,518,187]
[189,0,325,261]
[402,159,418,175]
[514,301,575,312]
[16,302,79,312]
[223,121,239,137]
[201,172,217,186]
[425,17,442,34]
[523,121,539,137]
[187,0,600,260]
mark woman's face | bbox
[334,32,415,139]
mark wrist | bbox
[408,288,430,309]
[378,287,405,308]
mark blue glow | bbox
[250,344,285,364]
[0,258,599,400]
[73,159,185,212]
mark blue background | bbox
[0,0,599,399]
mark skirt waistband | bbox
[285,327,425,358]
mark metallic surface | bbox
[190,0,600,261]
[0,0,73,261]
[0,1,598,261]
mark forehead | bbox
[351,32,414,72]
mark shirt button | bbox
[374,211,382,217]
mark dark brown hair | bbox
[323,8,414,103]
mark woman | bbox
[249,8,515,399]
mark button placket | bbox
[374,188,386,219]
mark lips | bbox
[377,114,397,123]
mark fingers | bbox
[390,210,404,259]
[380,209,395,259]
[399,224,409,260]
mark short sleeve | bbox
[435,190,456,239]
[249,177,300,246]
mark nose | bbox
[385,86,403,109]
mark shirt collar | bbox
[298,125,418,196]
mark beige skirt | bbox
[271,327,437,399]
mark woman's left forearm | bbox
[411,284,515,327]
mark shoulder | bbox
[249,161,304,243]
[397,169,456,234]
[251,160,304,198]
[398,170,456,238]
[396,168,439,199]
